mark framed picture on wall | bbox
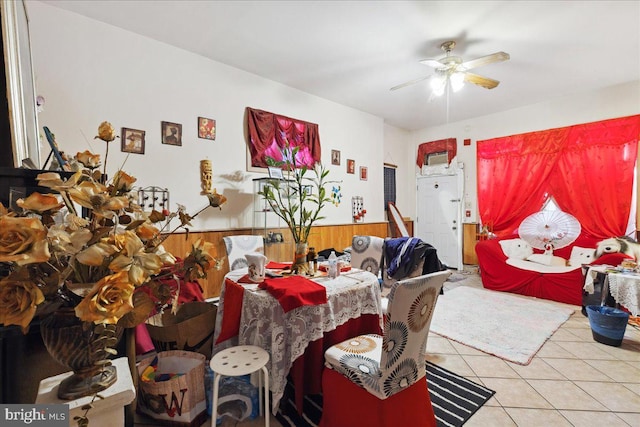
[331,149,341,165]
[347,159,355,174]
[121,127,145,154]
[161,121,182,146]
[360,166,368,181]
[198,117,216,140]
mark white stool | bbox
[210,345,270,427]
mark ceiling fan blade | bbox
[419,58,444,68]
[390,75,431,91]
[461,51,510,70]
[463,72,500,89]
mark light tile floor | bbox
[427,267,640,427]
[136,267,640,426]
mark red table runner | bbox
[266,261,293,270]
[235,274,259,284]
[258,276,328,313]
[215,278,245,344]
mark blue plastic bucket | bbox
[586,305,629,347]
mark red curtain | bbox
[477,115,640,238]
[246,107,321,168]
[477,128,569,237]
[416,138,457,167]
[549,116,640,238]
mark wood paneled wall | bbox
[162,222,394,298]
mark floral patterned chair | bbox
[319,270,450,427]
[351,235,384,275]
[222,235,264,271]
[351,235,391,313]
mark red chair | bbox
[320,270,450,427]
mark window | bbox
[542,196,559,211]
[383,165,396,210]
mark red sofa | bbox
[475,235,615,306]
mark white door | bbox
[416,174,463,270]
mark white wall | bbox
[409,81,640,224]
[26,1,639,233]
[27,1,389,231]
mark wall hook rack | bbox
[136,186,170,215]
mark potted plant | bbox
[258,144,334,273]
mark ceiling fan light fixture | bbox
[391,40,509,95]
[450,72,465,92]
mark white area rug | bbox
[431,286,575,365]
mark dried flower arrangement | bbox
[0,121,226,424]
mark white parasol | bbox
[518,210,581,252]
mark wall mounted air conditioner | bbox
[427,151,449,166]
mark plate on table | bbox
[265,270,284,278]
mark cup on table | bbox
[245,252,268,282]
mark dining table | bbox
[211,265,383,414]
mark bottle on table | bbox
[307,247,317,273]
[328,251,339,279]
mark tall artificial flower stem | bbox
[59,190,77,217]
[95,121,117,184]
[102,142,109,183]
[155,204,210,248]
[191,204,210,219]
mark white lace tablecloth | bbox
[583,265,611,294]
[212,268,382,414]
[606,273,640,316]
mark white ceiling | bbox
[40,0,640,131]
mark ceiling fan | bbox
[390,41,510,93]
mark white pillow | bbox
[499,238,533,260]
[568,246,595,267]
[527,253,567,267]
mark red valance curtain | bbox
[477,115,640,239]
[416,138,457,167]
[246,107,321,168]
